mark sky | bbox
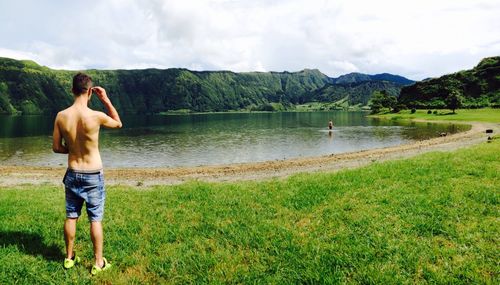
[0,0,499,80]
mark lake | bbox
[0,111,469,168]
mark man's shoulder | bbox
[84,110,108,125]
[56,108,71,119]
[89,109,106,118]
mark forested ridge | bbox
[398,56,500,109]
[1,56,498,115]
[0,57,416,114]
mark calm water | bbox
[0,112,469,168]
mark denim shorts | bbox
[63,169,106,222]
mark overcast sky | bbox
[1,0,499,80]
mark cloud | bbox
[0,48,38,62]
[0,0,499,79]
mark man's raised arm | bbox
[93,86,122,129]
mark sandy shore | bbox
[1,120,497,187]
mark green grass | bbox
[1,138,499,283]
[373,108,500,123]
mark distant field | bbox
[373,108,500,123]
[1,136,498,283]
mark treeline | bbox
[0,57,413,115]
[369,89,464,114]
[398,56,500,109]
[0,59,72,114]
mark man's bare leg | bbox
[90,221,104,267]
[64,218,78,259]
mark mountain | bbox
[370,73,415,85]
[333,72,415,85]
[310,81,402,106]
[333,72,372,84]
[0,57,414,114]
[399,56,500,108]
[312,72,414,106]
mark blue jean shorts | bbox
[63,169,106,222]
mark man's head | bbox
[72,72,93,96]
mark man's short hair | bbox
[72,72,93,95]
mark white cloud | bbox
[328,60,359,74]
[0,0,499,79]
[0,48,38,62]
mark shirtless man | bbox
[52,72,122,274]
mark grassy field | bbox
[0,109,498,283]
[1,137,499,283]
[373,108,500,123]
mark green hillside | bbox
[5,55,499,115]
[0,58,331,114]
[399,56,500,109]
[311,81,403,106]
[0,57,412,114]
[333,72,414,85]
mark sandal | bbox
[91,257,111,275]
[63,252,80,269]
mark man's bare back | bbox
[53,86,122,170]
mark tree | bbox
[445,90,464,113]
[369,90,397,113]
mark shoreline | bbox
[0,120,497,187]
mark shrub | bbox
[392,104,406,113]
[433,110,438,114]
[411,108,416,114]
[250,103,275,112]
[370,103,382,114]
[427,110,432,114]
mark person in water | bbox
[52,72,122,274]
[328,120,333,130]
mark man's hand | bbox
[92,86,110,103]
[92,86,122,128]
